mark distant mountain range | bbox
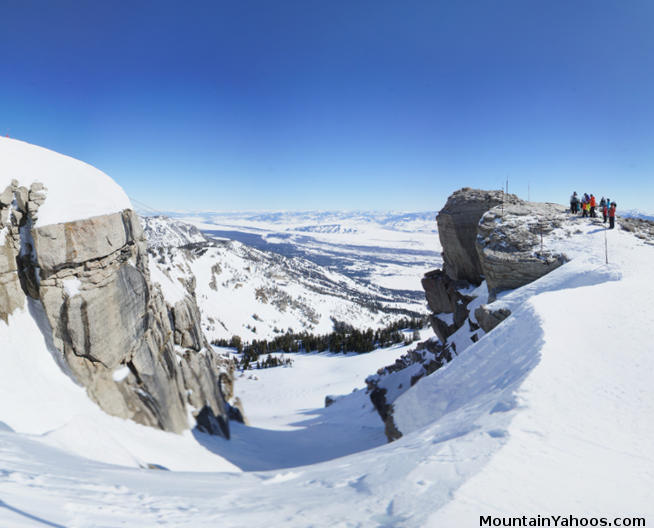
[142,215,433,342]
[141,210,442,294]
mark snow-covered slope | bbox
[0,137,131,226]
[143,216,427,341]
[142,215,207,249]
[1,213,652,527]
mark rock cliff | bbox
[436,188,521,283]
[1,143,237,437]
[428,189,568,327]
[368,188,570,441]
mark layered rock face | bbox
[1,179,236,437]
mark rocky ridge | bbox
[368,188,570,440]
[1,177,239,437]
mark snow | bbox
[0,137,131,226]
[62,277,81,297]
[1,212,653,526]
[147,257,188,305]
[112,366,131,382]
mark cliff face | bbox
[428,189,568,319]
[368,188,570,441]
[436,188,521,283]
[1,152,236,437]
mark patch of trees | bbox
[211,316,427,370]
[243,354,294,370]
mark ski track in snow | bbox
[1,215,654,526]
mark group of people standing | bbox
[570,192,617,229]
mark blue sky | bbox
[2,1,654,212]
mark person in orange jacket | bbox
[608,202,616,229]
[590,194,597,217]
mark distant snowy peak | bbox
[141,215,209,249]
[173,210,438,233]
[621,209,654,222]
[0,137,131,226]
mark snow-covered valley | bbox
[171,210,440,294]
[142,214,431,342]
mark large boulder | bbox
[474,304,511,333]
[437,188,520,283]
[476,202,568,300]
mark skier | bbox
[570,192,579,214]
[581,196,588,218]
[590,194,597,218]
[601,199,608,223]
[609,202,616,229]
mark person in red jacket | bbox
[608,202,616,229]
[590,194,597,217]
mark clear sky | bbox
[2,1,654,212]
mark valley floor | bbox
[1,216,653,527]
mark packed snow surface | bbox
[1,214,653,526]
[0,137,131,226]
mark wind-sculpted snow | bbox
[0,137,131,227]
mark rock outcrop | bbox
[476,202,569,300]
[369,188,571,442]
[436,188,520,283]
[1,179,237,436]
[474,304,511,333]
[421,269,473,343]
[1,180,43,322]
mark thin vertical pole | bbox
[604,225,609,265]
[501,184,504,218]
